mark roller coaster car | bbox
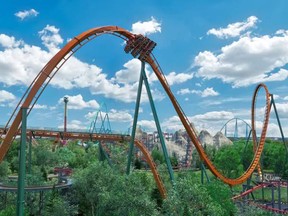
[54,167,72,176]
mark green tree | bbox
[192,145,216,169]
[0,161,11,181]
[240,141,254,170]
[262,141,287,177]
[151,148,165,165]
[206,180,236,215]
[97,173,159,216]
[162,175,236,215]
[72,161,159,216]
[33,139,57,168]
[43,194,77,216]
[237,204,280,216]
[214,145,244,178]
[55,147,76,167]
[170,152,178,167]
[72,161,119,215]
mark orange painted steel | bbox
[0,127,167,198]
[0,26,134,161]
[0,25,270,187]
[147,52,271,185]
[232,181,288,214]
[135,139,166,197]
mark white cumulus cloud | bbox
[15,9,39,20]
[0,90,16,104]
[165,72,193,85]
[0,26,167,104]
[161,116,185,132]
[114,59,145,84]
[0,34,23,48]
[58,119,86,130]
[160,111,235,135]
[177,87,219,97]
[207,16,258,39]
[194,32,288,87]
[108,109,133,122]
[58,94,100,110]
[85,109,133,123]
[273,102,288,118]
[33,104,48,109]
[131,17,161,35]
[38,25,63,51]
[202,88,219,97]
[137,120,157,132]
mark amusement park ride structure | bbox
[220,117,251,140]
[87,103,112,134]
[0,26,286,214]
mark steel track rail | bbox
[0,25,271,191]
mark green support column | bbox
[141,62,175,183]
[270,94,287,158]
[99,143,105,162]
[200,162,210,184]
[17,107,27,216]
[126,61,144,175]
[28,134,32,174]
[201,163,204,184]
[99,142,112,167]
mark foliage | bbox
[6,138,288,215]
[214,145,244,178]
[43,193,78,216]
[239,141,254,170]
[26,166,48,186]
[33,139,57,169]
[72,161,159,216]
[162,175,236,215]
[4,140,20,170]
[192,145,216,169]
[205,180,236,215]
[0,160,11,181]
[55,146,76,167]
[236,204,281,216]
[262,141,288,178]
[152,147,165,165]
[134,158,143,169]
[0,206,17,216]
[169,152,178,167]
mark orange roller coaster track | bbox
[0,26,270,189]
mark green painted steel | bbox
[270,94,287,160]
[141,62,175,183]
[99,143,112,167]
[28,135,32,174]
[242,129,252,162]
[17,108,27,216]
[99,143,106,161]
[126,61,144,175]
[201,163,210,184]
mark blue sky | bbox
[0,0,287,137]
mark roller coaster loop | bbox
[0,26,271,188]
[241,93,288,183]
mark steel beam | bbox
[16,108,27,216]
[126,61,144,175]
[141,62,175,183]
[28,134,32,174]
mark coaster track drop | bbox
[0,26,271,191]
